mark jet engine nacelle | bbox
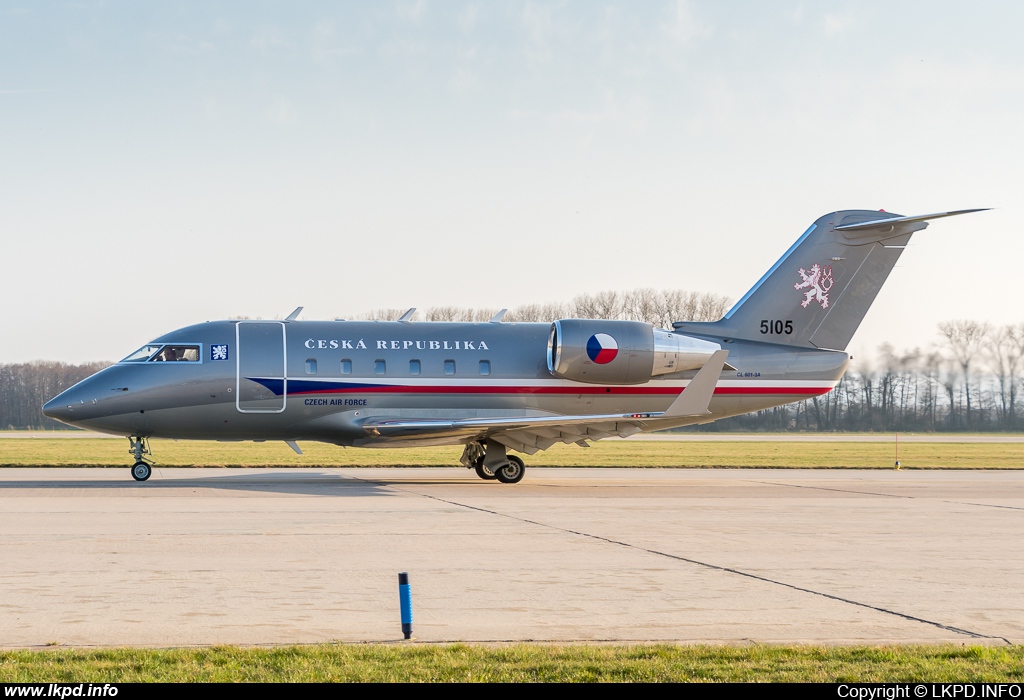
[547,319,722,385]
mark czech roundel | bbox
[586,333,618,364]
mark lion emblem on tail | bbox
[794,264,834,309]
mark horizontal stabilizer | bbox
[834,209,989,232]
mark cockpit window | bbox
[121,345,163,363]
[149,345,200,362]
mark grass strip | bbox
[1,438,1023,469]
[0,644,1021,683]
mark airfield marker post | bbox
[398,572,413,639]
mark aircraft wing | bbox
[359,350,729,453]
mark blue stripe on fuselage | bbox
[248,377,386,395]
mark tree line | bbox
[706,320,1024,433]
[1,362,111,430]
[359,287,732,328]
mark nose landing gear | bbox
[128,436,154,482]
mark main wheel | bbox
[474,461,497,480]
[131,461,152,482]
[494,455,525,484]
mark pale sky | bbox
[2,1,1021,364]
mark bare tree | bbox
[356,308,414,321]
[425,306,460,322]
[987,324,1023,428]
[621,288,659,325]
[938,320,991,428]
[571,291,622,319]
[503,303,571,323]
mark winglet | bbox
[398,308,417,323]
[285,307,303,321]
[663,350,728,417]
[489,309,508,323]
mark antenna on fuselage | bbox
[285,307,303,321]
[489,309,508,323]
[398,308,416,323]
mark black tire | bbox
[494,455,525,484]
[474,461,497,480]
[131,461,152,482]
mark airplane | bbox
[43,208,986,483]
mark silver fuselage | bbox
[43,319,848,447]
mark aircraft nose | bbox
[42,395,75,422]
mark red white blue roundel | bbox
[587,333,618,364]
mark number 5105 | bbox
[760,320,793,335]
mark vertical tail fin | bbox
[673,209,987,351]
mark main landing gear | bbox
[128,436,153,482]
[460,441,526,484]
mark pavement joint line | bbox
[344,473,1012,646]
[753,480,1024,513]
[749,480,913,499]
[943,501,1024,512]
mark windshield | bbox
[121,345,162,363]
[149,345,200,362]
[121,344,202,363]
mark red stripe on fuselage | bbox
[286,385,832,397]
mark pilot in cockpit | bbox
[156,347,179,362]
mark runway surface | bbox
[0,467,1020,647]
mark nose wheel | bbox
[127,436,154,482]
[131,461,152,481]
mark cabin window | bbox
[444,359,456,376]
[340,359,352,375]
[122,345,162,363]
[305,359,317,375]
[409,359,421,375]
[479,360,491,376]
[374,359,386,375]
[148,345,200,363]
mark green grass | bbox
[0,644,1021,682]
[1,437,1023,469]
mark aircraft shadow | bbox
[0,470,400,497]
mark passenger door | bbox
[236,321,287,413]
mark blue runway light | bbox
[398,572,413,640]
